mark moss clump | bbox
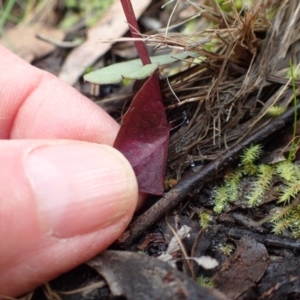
[267,105,287,116]
[197,276,215,288]
[271,204,300,237]
[246,164,274,207]
[219,243,235,256]
[213,144,263,213]
[199,211,212,231]
[212,145,300,236]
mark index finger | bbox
[0,45,119,144]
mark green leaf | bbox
[83,52,197,84]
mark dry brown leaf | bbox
[88,250,230,300]
[215,237,269,299]
[0,24,64,62]
[58,0,151,86]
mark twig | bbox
[227,227,300,251]
[36,34,83,48]
[118,102,300,246]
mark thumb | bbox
[0,140,138,297]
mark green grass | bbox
[288,60,300,161]
[0,0,19,35]
[0,0,115,35]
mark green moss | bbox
[271,205,300,236]
[224,170,243,202]
[211,144,300,236]
[246,164,273,207]
[276,160,300,182]
[197,276,215,288]
[219,243,235,256]
[278,180,300,204]
[213,144,263,214]
[213,185,229,214]
[199,211,212,230]
[240,144,262,175]
[267,105,287,116]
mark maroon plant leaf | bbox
[115,0,169,195]
[113,72,169,195]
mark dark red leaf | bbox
[113,72,169,195]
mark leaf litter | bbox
[87,250,228,300]
[115,1,300,299]
[214,237,269,299]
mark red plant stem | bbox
[120,0,151,65]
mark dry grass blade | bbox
[101,0,299,179]
[152,0,299,178]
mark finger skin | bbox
[0,44,119,143]
[0,46,139,297]
[0,140,138,297]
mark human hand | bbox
[0,45,138,297]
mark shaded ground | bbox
[2,0,300,299]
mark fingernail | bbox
[25,143,137,238]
